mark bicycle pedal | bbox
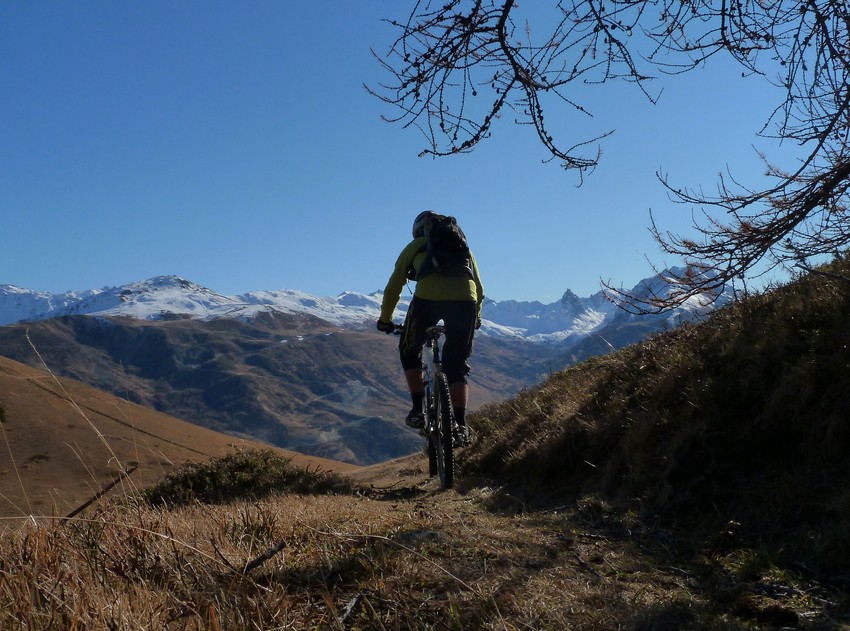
[453,427,471,448]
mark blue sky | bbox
[1,1,798,303]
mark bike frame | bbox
[392,322,458,489]
[422,326,441,402]
[421,325,455,489]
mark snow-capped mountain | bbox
[479,289,616,344]
[0,277,404,329]
[0,284,102,324]
[0,270,730,349]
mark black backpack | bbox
[413,214,473,280]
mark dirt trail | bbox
[329,450,719,629]
[324,449,843,629]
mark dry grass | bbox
[0,448,845,629]
[0,463,748,630]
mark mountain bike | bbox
[394,323,462,489]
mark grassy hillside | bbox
[463,258,850,577]
[0,262,848,628]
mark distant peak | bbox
[140,275,195,287]
[120,276,216,294]
[560,289,583,312]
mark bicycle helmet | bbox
[412,210,438,238]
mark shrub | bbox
[142,449,351,507]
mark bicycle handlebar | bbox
[390,324,446,338]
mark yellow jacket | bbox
[379,236,484,323]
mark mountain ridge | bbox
[1,269,731,349]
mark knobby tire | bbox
[434,372,454,489]
[425,384,438,476]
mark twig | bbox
[572,552,603,581]
[211,538,239,573]
[65,465,138,519]
[242,539,287,574]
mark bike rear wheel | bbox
[426,437,438,476]
[433,372,454,489]
[425,386,438,476]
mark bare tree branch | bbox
[371,1,850,312]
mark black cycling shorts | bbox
[399,297,477,385]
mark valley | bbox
[0,312,554,466]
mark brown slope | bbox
[0,355,359,520]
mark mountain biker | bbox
[376,211,484,444]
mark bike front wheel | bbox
[433,372,454,489]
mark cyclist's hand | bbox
[475,317,482,330]
[376,320,396,334]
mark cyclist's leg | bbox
[449,382,468,411]
[440,300,477,431]
[399,297,439,426]
[404,368,424,394]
